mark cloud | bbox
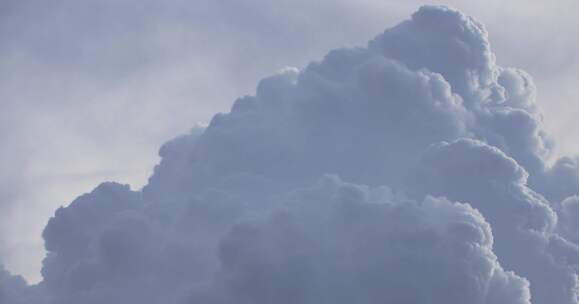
[2,4,579,304]
[408,138,577,304]
[0,0,403,278]
[0,266,27,303]
[191,176,531,304]
[558,196,579,243]
[3,0,579,283]
[537,156,579,203]
[0,265,45,304]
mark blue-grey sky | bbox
[1,0,578,289]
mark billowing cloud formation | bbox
[559,196,579,243]
[191,176,531,304]
[409,139,578,304]
[2,5,579,304]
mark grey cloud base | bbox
[4,5,579,304]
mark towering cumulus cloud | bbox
[3,5,578,304]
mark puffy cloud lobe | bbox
[144,53,469,194]
[369,5,497,102]
[0,265,45,304]
[408,138,578,304]
[537,156,579,203]
[497,68,538,112]
[5,4,579,304]
[559,196,579,244]
[191,176,530,304]
[0,266,28,304]
[40,181,238,304]
[41,183,156,303]
[408,138,553,232]
[368,5,553,173]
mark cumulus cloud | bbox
[3,4,579,304]
[0,265,45,304]
[191,176,530,304]
[537,156,579,203]
[408,138,577,304]
[559,196,579,243]
[0,266,27,303]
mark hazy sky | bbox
[1,0,578,285]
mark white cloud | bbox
[193,176,531,304]
[1,3,579,304]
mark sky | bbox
[1,0,579,292]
